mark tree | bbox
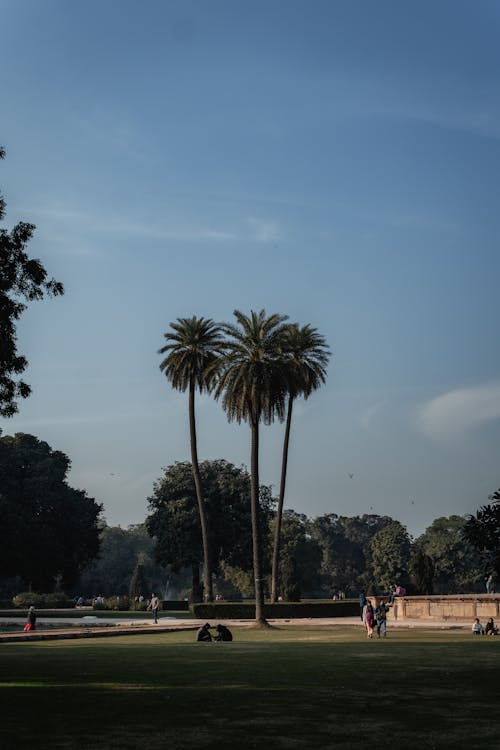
[274,510,322,601]
[270,323,330,602]
[146,460,275,601]
[462,490,500,578]
[415,516,483,593]
[0,433,102,591]
[410,547,435,594]
[0,147,64,417]
[129,559,149,599]
[158,316,224,602]
[214,309,289,624]
[370,521,411,592]
[78,524,175,598]
[308,513,395,595]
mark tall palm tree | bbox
[270,323,330,602]
[215,309,289,624]
[158,316,224,602]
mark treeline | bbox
[1,435,498,601]
[82,461,499,601]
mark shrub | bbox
[105,596,131,611]
[12,592,71,609]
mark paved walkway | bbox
[0,616,468,644]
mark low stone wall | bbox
[384,595,500,621]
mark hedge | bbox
[12,592,74,609]
[190,600,358,619]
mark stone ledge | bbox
[381,595,500,621]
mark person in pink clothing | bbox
[363,601,374,638]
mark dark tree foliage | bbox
[0,433,102,591]
[463,490,500,577]
[129,560,149,599]
[308,513,395,594]
[415,516,483,594]
[145,460,275,600]
[410,547,435,594]
[370,521,412,592]
[0,147,64,417]
[275,510,322,601]
[78,523,186,598]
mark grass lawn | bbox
[0,625,498,749]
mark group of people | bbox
[472,617,498,635]
[197,622,233,642]
[360,594,391,639]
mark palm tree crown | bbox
[282,323,330,399]
[159,316,224,392]
[215,309,290,425]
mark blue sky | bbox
[2,0,499,536]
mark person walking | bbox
[24,606,37,632]
[374,600,390,638]
[149,593,160,624]
[364,601,374,638]
[359,591,366,621]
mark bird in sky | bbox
[348,473,354,479]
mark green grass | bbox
[0,626,498,749]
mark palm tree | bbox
[270,323,330,602]
[158,316,224,602]
[214,309,290,624]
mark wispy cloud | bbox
[247,217,282,243]
[359,401,385,432]
[29,204,285,248]
[417,382,500,440]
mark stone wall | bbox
[383,595,500,621]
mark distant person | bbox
[197,623,212,642]
[363,601,374,639]
[24,606,37,632]
[214,624,233,642]
[485,574,496,594]
[374,601,390,638]
[485,618,498,636]
[149,593,160,624]
[472,618,485,635]
[359,592,366,621]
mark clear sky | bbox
[2,0,499,537]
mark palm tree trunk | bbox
[191,563,202,602]
[250,416,266,625]
[270,395,294,603]
[189,380,213,602]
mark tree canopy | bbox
[0,433,102,591]
[0,148,64,417]
[146,460,275,599]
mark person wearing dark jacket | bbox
[24,606,36,632]
[214,624,233,642]
[197,623,212,642]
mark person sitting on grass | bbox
[214,624,233,642]
[472,618,485,635]
[197,623,212,642]
[485,618,498,636]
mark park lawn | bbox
[0,626,498,750]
